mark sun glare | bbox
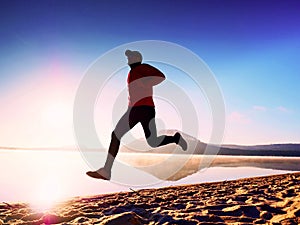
[31,176,64,211]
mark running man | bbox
[87,50,187,180]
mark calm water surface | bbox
[1,149,299,206]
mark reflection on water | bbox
[0,149,299,205]
[119,153,300,181]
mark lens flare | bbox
[31,176,64,211]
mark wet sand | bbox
[1,172,299,225]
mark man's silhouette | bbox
[87,50,187,180]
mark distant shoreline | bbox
[3,149,299,181]
[1,146,300,157]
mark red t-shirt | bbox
[127,63,165,107]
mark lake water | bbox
[1,149,299,209]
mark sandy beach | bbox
[1,172,299,225]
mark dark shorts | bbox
[113,106,156,140]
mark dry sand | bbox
[1,172,299,225]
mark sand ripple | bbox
[1,172,300,224]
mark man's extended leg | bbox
[103,131,120,172]
[87,108,138,180]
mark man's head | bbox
[125,50,143,65]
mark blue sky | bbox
[0,0,299,146]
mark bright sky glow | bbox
[0,0,299,146]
